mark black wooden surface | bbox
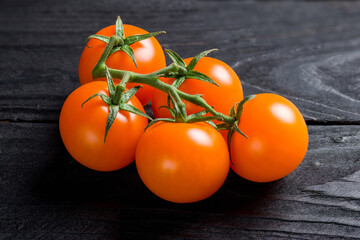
[1,0,360,239]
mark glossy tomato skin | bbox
[78,24,166,106]
[230,93,308,182]
[59,81,148,171]
[135,122,230,203]
[151,57,243,138]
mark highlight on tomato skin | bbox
[135,122,230,203]
[78,24,166,106]
[59,81,148,172]
[230,93,309,183]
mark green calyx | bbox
[83,16,253,139]
[82,66,152,142]
[216,95,256,159]
[150,48,221,129]
[163,49,219,87]
[87,16,166,70]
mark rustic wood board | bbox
[0,123,360,239]
[0,0,360,239]
[1,0,360,122]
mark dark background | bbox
[1,0,360,239]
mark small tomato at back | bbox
[230,93,308,182]
[135,122,230,203]
[78,24,166,105]
[151,57,243,138]
[59,81,148,171]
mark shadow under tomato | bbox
[30,126,283,238]
[166,170,280,213]
[31,126,280,208]
[31,126,158,206]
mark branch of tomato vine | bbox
[87,16,256,141]
[99,66,236,125]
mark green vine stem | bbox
[92,35,121,80]
[96,66,235,125]
[113,73,130,104]
[87,16,257,139]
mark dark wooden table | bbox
[1,0,360,239]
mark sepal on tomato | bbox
[81,93,108,108]
[205,120,218,130]
[222,94,256,163]
[235,94,256,120]
[164,49,186,68]
[186,49,218,71]
[159,106,176,119]
[124,31,166,45]
[86,35,109,46]
[105,105,120,142]
[115,16,125,38]
[120,86,142,103]
[86,16,166,68]
[105,66,116,98]
[118,103,152,120]
[186,70,219,87]
[118,45,138,68]
[82,65,152,142]
[163,49,219,87]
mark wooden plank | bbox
[1,1,360,122]
[1,122,359,239]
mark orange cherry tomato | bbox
[78,24,166,106]
[59,81,148,171]
[230,93,308,182]
[135,122,230,203]
[151,57,243,138]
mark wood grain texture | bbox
[1,0,360,239]
[0,123,360,239]
[0,0,360,122]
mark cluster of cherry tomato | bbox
[59,17,308,203]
